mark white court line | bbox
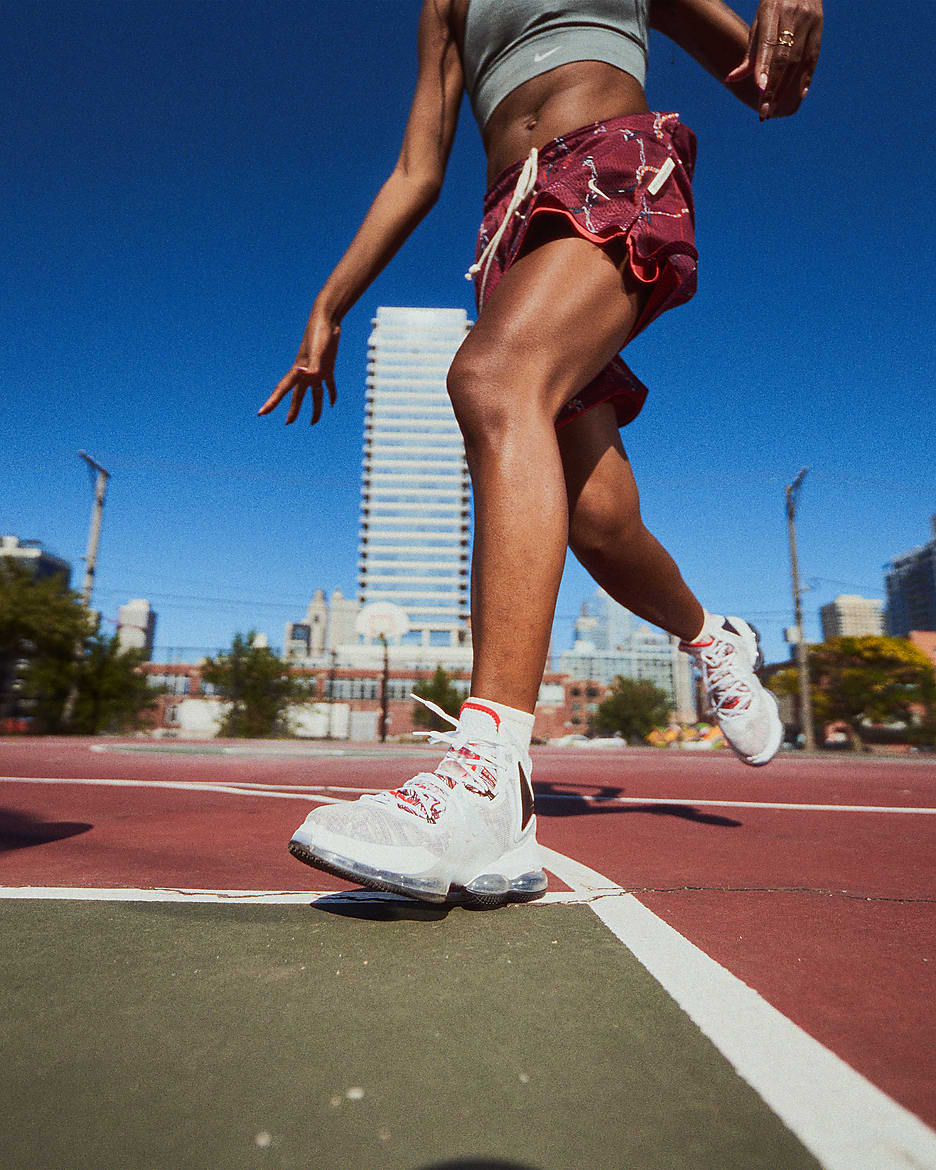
[541,845,936,1170]
[539,793,936,815]
[0,775,344,803]
[3,775,935,816]
[0,885,588,906]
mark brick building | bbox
[142,661,618,742]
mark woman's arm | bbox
[650,0,822,121]
[259,0,464,425]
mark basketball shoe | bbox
[680,613,784,766]
[288,696,547,906]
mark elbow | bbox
[392,166,444,211]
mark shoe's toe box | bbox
[722,689,783,765]
[293,799,405,849]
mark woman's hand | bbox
[258,308,340,426]
[725,0,823,120]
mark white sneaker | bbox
[288,696,547,905]
[680,614,783,766]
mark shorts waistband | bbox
[484,111,687,208]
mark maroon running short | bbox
[474,112,698,429]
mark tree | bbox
[0,562,161,733]
[201,632,315,738]
[25,633,159,734]
[0,562,90,721]
[591,676,671,742]
[769,636,936,749]
[412,666,463,731]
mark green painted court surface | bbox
[1,900,820,1170]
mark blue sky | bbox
[3,0,934,666]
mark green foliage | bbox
[0,562,160,733]
[201,631,315,738]
[26,634,158,734]
[412,666,464,731]
[0,561,89,659]
[768,636,936,743]
[591,676,671,742]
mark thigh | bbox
[458,233,648,421]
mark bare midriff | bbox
[482,61,650,184]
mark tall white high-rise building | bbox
[358,307,471,650]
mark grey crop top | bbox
[463,0,649,129]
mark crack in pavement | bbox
[621,885,936,904]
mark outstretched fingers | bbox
[726,0,823,120]
[258,319,340,426]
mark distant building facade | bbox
[284,588,361,662]
[0,535,71,585]
[358,306,472,653]
[819,594,884,640]
[143,659,624,742]
[116,598,157,658]
[886,517,936,636]
[559,588,696,723]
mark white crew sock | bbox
[684,609,722,646]
[459,695,535,752]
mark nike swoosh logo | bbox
[534,48,559,62]
[518,762,535,830]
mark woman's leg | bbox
[447,234,648,713]
[558,401,704,641]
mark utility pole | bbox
[327,648,337,738]
[62,452,111,727]
[379,634,389,743]
[785,468,816,752]
[77,451,111,607]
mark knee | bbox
[447,343,554,454]
[569,481,643,562]
[446,348,514,448]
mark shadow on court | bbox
[419,1160,542,1169]
[533,785,741,826]
[0,807,93,852]
[313,894,452,922]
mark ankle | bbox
[683,608,720,645]
[460,696,535,752]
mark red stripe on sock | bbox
[461,701,501,730]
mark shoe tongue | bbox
[457,700,501,743]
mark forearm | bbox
[652,0,823,119]
[314,168,441,322]
[651,0,759,108]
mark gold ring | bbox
[778,29,795,46]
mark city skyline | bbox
[4,1,934,667]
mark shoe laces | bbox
[371,695,501,823]
[694,639,753,715]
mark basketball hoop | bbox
[355,601,409,644]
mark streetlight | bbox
[785,469,816,752]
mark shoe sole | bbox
[288,839,548,908]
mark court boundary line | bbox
[3,775,935,815]
[0,885,582,905]
[540,846,936,1170]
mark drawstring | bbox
[466,146,538,307]
[465,146,675,306]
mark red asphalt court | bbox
[1,736,934,1130]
